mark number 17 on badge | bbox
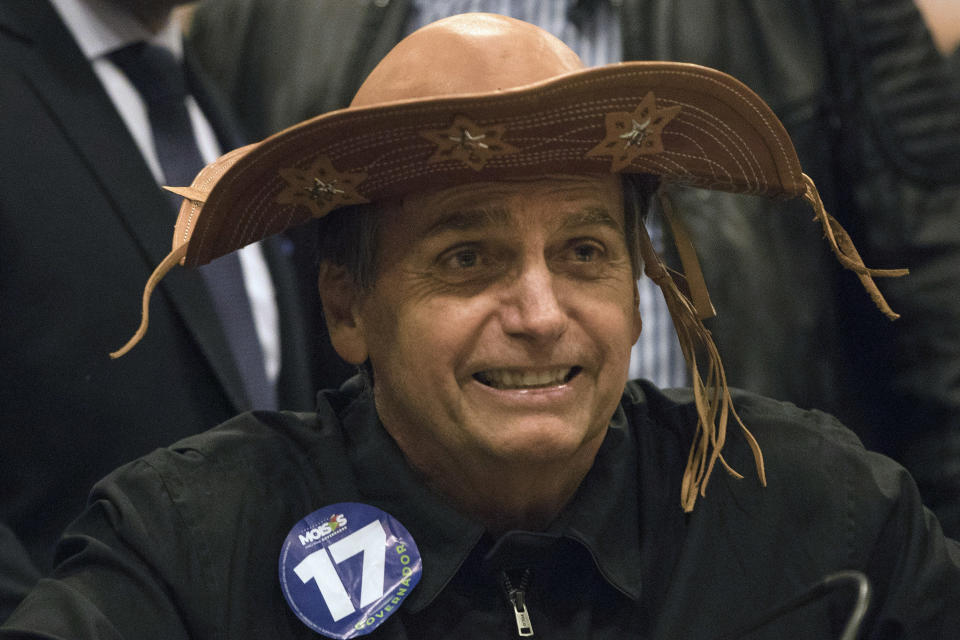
[279,503,422,638]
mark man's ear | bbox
[318,263,368,365]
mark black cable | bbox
[715,570,872,640]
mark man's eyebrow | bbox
[419,207,510,238]
[558,207,625,235]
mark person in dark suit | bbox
[0,0,315,609]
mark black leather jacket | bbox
[5,380,959,638]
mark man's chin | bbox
[473,418,608,464]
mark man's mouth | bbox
[473,367,581,390]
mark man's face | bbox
[346,175,641,472]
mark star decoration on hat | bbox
[421,115,518,171]
[276,155,369,217]
[586,92,682,172]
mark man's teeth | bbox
[474,368,575,389]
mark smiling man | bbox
[322,175,640,536]
[3,12,959,640]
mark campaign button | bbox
[279,503,421,638]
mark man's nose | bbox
[499,261,568,342]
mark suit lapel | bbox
[4,1,249,413]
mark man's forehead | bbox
[399,174,625,237]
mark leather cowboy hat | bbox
[157,13,811,271]
[127,12,901,304]
[114,12,907,511]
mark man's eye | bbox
[441,248,481,269]
[434,246,503,285]
[571,242,604,262]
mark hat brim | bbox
[173,61,803,267]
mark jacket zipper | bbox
[501,569,534,637]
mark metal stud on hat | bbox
[111,13,908,512]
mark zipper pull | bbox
[508,588,534,637]
[502,569,534,637]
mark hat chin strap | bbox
[657,188,717,321]
[110,243,188,359]
[638,213,767,513]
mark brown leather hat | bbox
[127,12,901,336]
[163,13,805,271]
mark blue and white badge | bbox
[278,503,422,638]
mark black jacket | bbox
[3,379,958,638]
